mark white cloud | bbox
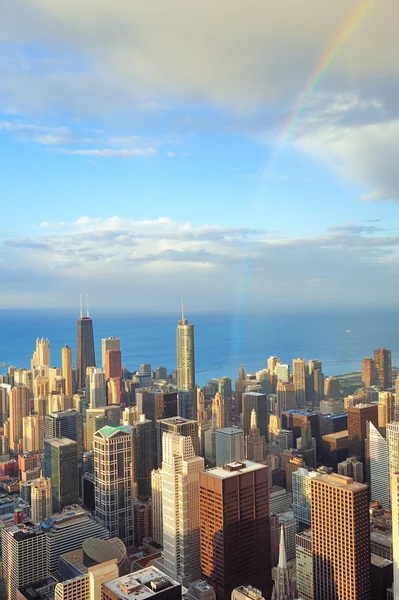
[61,147,157,157]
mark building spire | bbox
[278,525,287,569]
[250,408,258,431]
[80,294,83,318]
[86,293,90,318]
[271,524,297,600]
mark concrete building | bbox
[387,422,399,481]
[151,468,163,545]
[215,427,244,466]
[270,486,292,515]
[232,586,265,599]
[296,529,313,600]
[200,461,272,599]
[102,566,181,600]
[362,357,377,388]
[45,409,84,459]
[156,417,199,467]
[378,391,394,437]
[101,337,121,371]
[105,349,122,380]
[85,405,121,452]
[242,391,268,442]
[2,523,48,600]
[31,478,52,524]
[277,511,297,562]
[186,580,216,600]
[94,426,135,547]
[9,386,30,451]
[61,345,73,397]
[311,473,370,600]
[369,422,390,508]
[44,438,79,512]
[374,348,392,389]
[347,403,378,463]
[22,414,44,453]
[161,433,204,586]
[321,430,348,470]
[277,381,296,412]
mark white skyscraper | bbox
[31,338,50,370]
[101,337,120,371]
[368,422,390,508]
[391,472,399,599]
[161,432,204,586]
[89,368,106,408]
[215,427,244,466]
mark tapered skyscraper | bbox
[176,300,195,419]
[76,297,96,389]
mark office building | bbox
[61,345,73,397]
[337,456,364,483]
[85,405,121,451]
[31,338,50,369]
[176,306,195,419]
[296,529,313,600]
[369,422,390,508]
[277,381,296,412]
[9,386,30,450]
[232,587,264,600]
[22,414,44,453]
[245,409,265,461]
[387,422,399,481]
[215,427,244,466]
[271,525,296,600]
[378,391,394,437]
[94,425,135,547]
[156,417,199,467]
[218,376,233,424]
[278,511,297,562]
[212,391,225,430]
[161,433,204,585]
[242,391,268,442]
[2,523,47,600]
[362,358,377,388]
[31,477,52,524]
[41,505,110,573]
[134,495,152,547]
[102,566,181,600]
[135,414,153,497]
[45,409,84,459]
[200,461,272,599]
[392,472,399,599]
[151,468,163,545]
[101,337,121,371]
[105,349,122,380]
[76,308,96,389]
[348,403,378,463]
[321,430,348,470]
[293,358,306,408]
[374,348,392,389]
[324,377,340,400]
[292,468,317,527]
[311,472,370,600]
[44,438,79,512]
[89,368,106,408]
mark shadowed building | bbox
[76,304,96,389]
[348,403,378,463]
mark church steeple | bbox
[271,525,297,600]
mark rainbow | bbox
[231,0,374,357]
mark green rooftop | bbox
[97,425,132,438]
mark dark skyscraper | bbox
[76,298,96,389]
[44,437,79,512]
[373,348,392,389]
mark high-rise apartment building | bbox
[392,472,399,599]
[2,523,48,600]
[369,422,390,508]
[94,425,135,547]
[76,309,96,389]
[215,427,244,466]
[311,472,370,600]
[135,414,153,497]
[218,377,233,424]
[362,357,377,388]
[31,338,50,369]
[105,349,122,380]
[31,477,52,524]
[61,344,73,397]
[23,414,44,453]
[156,417,199,467]
[45,409,84,459]
[200,461,272,599]
[0,383,10,427]
[245,409,265,462]
[161,433,204,585]
[347,403,379,463]
[176,306,195,419]
[293,358,306,408]
[9,386,30,449]
[101,337,121,370]
[374,348,392,389]
[44,438,79,512]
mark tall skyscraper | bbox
[135,414,153,497]
[94,425,135,547]
[31,477,52,524]
[105,349,122,379]
[151,468,163,545]
[242,391,268,442]
[362,357,377,388]
[368,422,390,508]
[61,345,73,397]
[2,523,48,600]
[157,417,199,467]
[271,526,296,600]
[268,356,280,374]
[9,386,30,450]
[392,472,399,599]
[23,414,44,453]
[245,409,265,462]
[311,472,370,600]
[44,437,79,512]
[76,302,96,389]
[200,461,272,599]
[101,337,121,370]
[31,337,50,369]
[161,433,204,585]
[85,404,121,451]
[88,368,106,408]
[212,391,225,430]
[176,303,195,419]
[44,409,84,459]
[347,403,379,463]
[293,358,306,408]
[215,427,244,466]
[374,348,392,389]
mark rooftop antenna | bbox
[86,293,90,318]
[80,294,83,318]
[181,296,184,320]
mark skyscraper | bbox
[368,422,390,508]
[9,386,30,450]
[105,349,122,379]
[215,427,244,466]
[311,472,370,600]
[374,348,392,389]
[44,409,84,459]
[392,472,399,599]
[94,425,135,547]
[245,409,265,462]
[378,391,394,437]
[157,416,199,467]
[212,391,225,430]
[394,373,399,421]
[88,368,106,408]
[134,414,153,496]
[61,345,73,397]
[23,414,44,453]
[31,477,52,524]
[161,433,204,585]
[347,403,379,463]
[31,338,50,369]
[200,461,272,599]
[101,337,121,370]
[271,526,296,600]
[76,302,96,389]
[44,438,79,512]
[242,391,268,442]
[176,303,195,419]
[293,358,306,408]
[387,421,399,480]
[362,357,377,388]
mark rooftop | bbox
[216,427,244,435]
[158,416,195,425]
[322,430,349,440]
[207,460,265,479]
[95,425,132,439]
[312,472,367,491]
[44,437,77,448]
[103,566,180,599]
[371,553,393,568]
[5,522,44,541]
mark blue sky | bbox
[1,0,399,312]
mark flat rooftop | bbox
[44,437,77,447]
[322,430,349,440]
[207,460,265,480]
[216,427,244,435]
[103,566,179,599]
[312,472,367,491]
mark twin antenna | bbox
[79,294,90,318]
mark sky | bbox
[1,0,399,313]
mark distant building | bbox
[76,312,96,389]
[293,358,306,408]
[392,472,399,599]
[347,403,378,463]
[362,357,377,388]
[245,409,265,461]
[374,348,392,389]
[215,427,244,466]
[176,306,195,419]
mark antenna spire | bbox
[86,293,90,318]
[80,294,83,318]
[181,296,184,320]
